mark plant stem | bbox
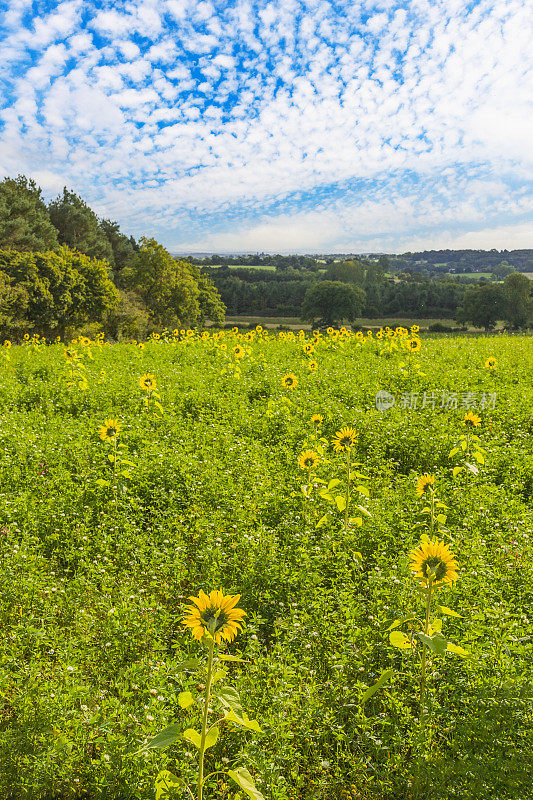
[419,580,433,738]
[344,448,351,535]
[429,490,434,538]
[197,637,215,800]
[113,436,118,515]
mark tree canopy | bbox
[0,175,59,252]
[301,281,366,326]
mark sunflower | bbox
[139,373,156,391]
[410,325,420,333]
[3,340,11,348]
[183,590,246,644]
[99,418,122,441]
[311,413,323,426]
[484,357,497,369]
[282,372,298,389]
[406,338,421,352]
[233,345,245,358]
[463,411,481,427]
[308,360,318,371]
[297,450,320,470]
[332,426,358,451]
[409,539,458,586]
[138,342,145,350]
[416,474,435,496]
[64,347,78,361]
[302,342,315,354]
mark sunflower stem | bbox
[197,637,215,800]
[344,448,351,535]
[419,579,433,741]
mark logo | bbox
[375,390,395,411]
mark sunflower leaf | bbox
[155,770,182,800]
[225,709,262,732]
[143,724,183,750]
[174,658,201,672]
[446,642,471,657]
[228,767,265,800]
[335,495,346,511]
[361,668,394,705]
[389,631,412,650]
[438,606,462,618]
[218,654,249,663]
[216,687,243,713]
[385,616,414,632]
[178,691,194,709]
[417,632,447,655]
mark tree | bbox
[301,281,365,326]
[491,260,515,280]
[0,246,119,338]
[325,260,366,285]
[456,283,506,330]
[130,238,200,328]
[187,263,225,325]
[503,272,532,328]
[0,175,59,251]
[48,188,115,265]
[100,219,138,285]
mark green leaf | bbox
[355,484,370,497]
[155,770,181,799]
[218,654,249,663]
[144,724,183,750]
[216,687,243,713]
[448,447,460,457]
[204,726,220,748]
[438,606,462,618]
[452,466,462,478]
[174,658,201,672]
[473,451,484,464]
[335,495,346,511]
[327,479,341,490]
[354,504,371,517]
[178,691,194,709]
[417,632,447,655]
[316,514,329,528]
[225,708,262,732]
[447,642,470,657]
[385,616,414,632]
[389,631,411,650]
[361,669,394,705]
[436,513,447,524]
[183,728,202,749]
[465,462,479,475]
[228,767,265,800]
[95,478,110,488]
[461,439,467,451]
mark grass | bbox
[0,331,532,800]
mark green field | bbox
[1,331,532,800]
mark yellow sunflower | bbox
[3,340,11,348]
[416,474,435,496]
[183,590,246,644]
[308,360,318,371]
[233,345,245,358]
[99,418,122,441]
[463,411,481,428]
[311,413,323,426]
[484,357,497,369]
[406,337,421,352]
[410,325,420,333]
[138,342,145,350]
[139,373,156,392]
[409,539,458,586]
[302,342,315,354]
[332,426,358,451]
[282,372,298,389]
[297,450,320,470]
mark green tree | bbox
[131,238,200,328]
[0,246,119,338]
[325,260,366,285]
[100,219,138,285]
[187,263,225,325]
[0,175,59,252]
[491,260,515,280]
[48,188,115,265]
[456,283,505,330]
[301,281,365,326]
[502,272,532,328]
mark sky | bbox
[0,0,532,254]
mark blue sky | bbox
[0,0,531,253]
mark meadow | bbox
[0,328,532,800]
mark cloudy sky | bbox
[1,0,532,253]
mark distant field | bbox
[208,263,277,271]
[225,315,466,330]
[452,272,493,279]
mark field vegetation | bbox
[0,327,532,800]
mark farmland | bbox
[0,329,532,800]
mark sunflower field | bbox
[0,327,532,800]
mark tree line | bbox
[0,176,225,340]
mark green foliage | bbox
[48,188,115,265]
[502,272,532,329]
[0,246,119,338]
[0,175,59,252]
[0,333,532,800]
[456,283,506,330]
[301,281,366,325]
